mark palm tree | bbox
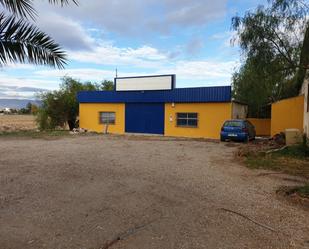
[0,0,77,68]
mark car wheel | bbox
[220,136,225,142]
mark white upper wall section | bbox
[115,75,174,91]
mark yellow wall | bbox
[79,102,232,139]
[247,118,271,136]
[164,102,232,139]
[79,103,125,134]
[271,95,304,136]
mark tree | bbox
[101,80,114,91]
[232,0,309,116]
[18,102,32,114]
[0,0,77,68]
[61,77,99,129]
[18,107,29,114]
[36,77,114,130]
[30,104,38,114]
[26,102,32,113]
[37,77,99,130]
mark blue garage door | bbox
[125,103,164,134]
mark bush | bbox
[36,77,105,131]
[36,109,52,130]
[276,135,309,158]
[291,184,309,198]
[301,135,309,157]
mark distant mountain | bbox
[0,99,41,109]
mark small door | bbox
[125,103,164,134]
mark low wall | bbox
[271,95,304,136]
[247,118,271,136]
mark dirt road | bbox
[0,135,308,249]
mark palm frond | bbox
[48,0,78,6]
[0,13,67,68]
[0,0,78,20]
[0,0,36,19]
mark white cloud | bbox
[158,60,238,85]
[34,0,228,37]
[0,0,238,98]
[185,37,204,56]
[68,44,169,67]
[2,63,35,70]
[211,31,237,48]
[0,73,58,90]
[36,59,238,84]
[35,68,117,81]
[0,57,238,100]
[0,91,38,100]
[0,73,58,99]
[211,31,231,40]
[34,68,150,82]
[35,13,95,51]
[163,1,226,27]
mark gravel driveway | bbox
[0,135,308,249]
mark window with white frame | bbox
[176,113,198,127]
[99,112,115,124]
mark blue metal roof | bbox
[77,86,231,103]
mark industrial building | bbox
[77,75,246,139]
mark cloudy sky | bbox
[0,0,267,99]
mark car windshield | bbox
[224,121,243,127]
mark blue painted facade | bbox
[77,86,231,103]
[125,103,165,134]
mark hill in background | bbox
[0,99,41,109]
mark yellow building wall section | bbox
[165,103,232,139]
[247,118,271,136]
[271,95,304,136]
[79,103,125,134]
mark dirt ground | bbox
[0,135,308,249]
[0,115,36,131]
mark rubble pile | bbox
[236,134,286,158]
[69,128,88,134]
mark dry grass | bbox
[0,114,37,132]
[238,141,309,179]
[246,154,309,179]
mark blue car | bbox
[220,119,256,142]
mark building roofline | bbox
[115,74,175,80]
[77,85,231,104]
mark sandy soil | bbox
[0,135,308,249]
[0,115,36,131]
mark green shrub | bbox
[291,184,309,198]
[275,135,309,158]
[301,135,309,157]
[36,109,52,130]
